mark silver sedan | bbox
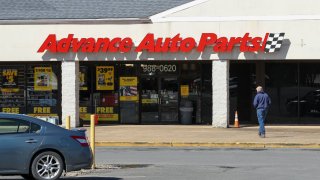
[0,113,92,180]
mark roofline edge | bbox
[150,0,209,22]
[0,18,152,25]
[152,15,320,22]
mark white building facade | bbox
[1,0,320,127]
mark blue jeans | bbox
[257,109,268,135]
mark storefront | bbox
[1,0,320,127]
[78,61,212,124]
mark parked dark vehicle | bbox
[0,113,92,180]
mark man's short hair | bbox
[256,86,263,92]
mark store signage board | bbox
[38,33,285,54]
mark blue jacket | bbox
[253,91,271,109]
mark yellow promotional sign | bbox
[34,67,52,91]
[96,66,114,90]
[80,107,88,113]
[1,69,19,92]
[80,114,91,121]
[80,106,91,121]
[120,96,138,101]
[95,106,119,121]
[79,66,88,90]
[27,114,58,117]
[120,77,138,101]
[120,77,137,86]
[28,106,56,116]
[96,107,114,114]
[1,107,20,113]
[97,114,119,121]
[181,85,189,97]
[33,107,51,114]
[142,99,158,104]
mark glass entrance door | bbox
[141,77,159,123]
[140,76,179,123]
[159,77,179,122]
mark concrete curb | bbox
[95,142,320,149]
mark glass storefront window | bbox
[231,61,320,124]
[265,63,299,123]
[229,62,256,124]
[159,77,179,122]
[94,65,119,122]
[141,77,159,123]
[0,63,61,123]
[26,64,60,122]
[80,62,212,125]
[180,63,201,123]
[200,62,213,124]
[0,65,25,114]
[79,66,92,121]
[299,63,320,123]
[119,64,139,123]
[79,64,120,123]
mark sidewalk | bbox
[84,125,320,148]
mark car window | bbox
[0,119,30,134]
[30,123,41,134]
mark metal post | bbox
[90,114,96,169]
[66,116,71,130]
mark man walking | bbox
[253,86,271,138]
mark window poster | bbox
[34,67,52,91]
[120,77,138,101]
[80,106,91,121]
[1,68,19,92]
[96,106,119,121]
[79,66,88,90]
[181,85,189,97]
[96,66,114,90]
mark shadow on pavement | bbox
[0,177,122,180]
[65,177,122,180]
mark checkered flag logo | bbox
[264,33,285,53]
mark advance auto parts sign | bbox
[37,33,285,54]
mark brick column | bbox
[61,61,80,127]
[212,60,229,128]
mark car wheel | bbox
[31,151,64,180]
[21,174,35,180]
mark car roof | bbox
[0,113,58,127]
[0,112,36,121]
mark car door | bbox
[0,118,44,173]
